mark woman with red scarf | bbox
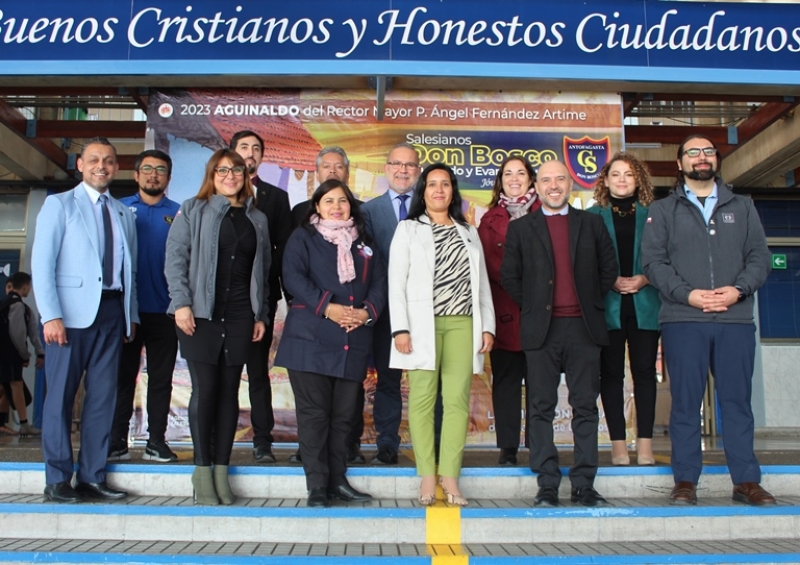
[478,156,541,466]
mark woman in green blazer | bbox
[588,152,661,466]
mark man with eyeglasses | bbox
[109,149,181,464]
[362,143,421,465]
[642,134,775,506]
[230,130,293,465]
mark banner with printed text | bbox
[137,88,632,448]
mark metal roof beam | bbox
[0,98,70,174]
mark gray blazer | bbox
[165,195,272,324]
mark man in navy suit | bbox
[362,142,421,464]
[32,137,138,503]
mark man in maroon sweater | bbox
[501,160,617,507]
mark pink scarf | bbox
[499,188,538,220]
[310,214,359,283]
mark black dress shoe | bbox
[307,487,330,507]
[289,450,302,464]
[75,481,128,500]
[570,486,608,507]
[44,482,81,504]
[370,446,398,465]
[327,483,373,502]
[253,444,276,464]
[347,444,366,465]
[534,486,559,507]
[498,448,518,466]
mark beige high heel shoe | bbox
[610,440,630,466]
[636,438,655,466]
[439,477,468,507]
[419,475,436,506]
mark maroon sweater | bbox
[545,214,582,318]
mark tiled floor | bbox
[1,537,799,558]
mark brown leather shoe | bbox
[669,481,697,505]
[732,482,776,506]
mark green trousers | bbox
[407,315,473,477]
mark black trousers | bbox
[489,349,526,449]
[111,312,178,444]
[187,353,243,466]
[246,300,277,449]
[600,315,660,440]
[371,310,403,451]
[289,369,359,490]
[525,318,601,489]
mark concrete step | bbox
[2,491,800,545]
[2,462,800,500]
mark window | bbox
[755,201,800,340]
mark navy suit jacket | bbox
[362,191,400,270]
[32,183,139,335]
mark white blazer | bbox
[388,215,495,374]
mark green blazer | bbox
[587,202,660,331]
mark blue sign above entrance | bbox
[0,1,798,84]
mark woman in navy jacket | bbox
[275,180,386,507]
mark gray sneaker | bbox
[18,423,41,437]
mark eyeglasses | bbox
[215,166,245,177]
[387,161,419,170]
[683,147,718,158]
[138,165,169,175]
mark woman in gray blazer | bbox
[166,149,271,505]
[389,164,495,507]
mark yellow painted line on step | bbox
[402,455,468,563]
[426,505,461,545]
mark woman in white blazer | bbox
[388,163,495,507]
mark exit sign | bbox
[772,254,787,269]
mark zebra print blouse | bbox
[431,223,473,317]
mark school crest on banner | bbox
[563,135,610,189]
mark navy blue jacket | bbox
[275,226,387,382]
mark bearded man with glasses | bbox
[641,134,775,507]
[109,150,181,464]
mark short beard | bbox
[685,167,716,181]
[141,186,165,197]
[247,163,257,175]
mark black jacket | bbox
[500,207,618,350]
[254,177,293,306]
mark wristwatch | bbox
[363,307,374,326]
[735,286,747,302]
